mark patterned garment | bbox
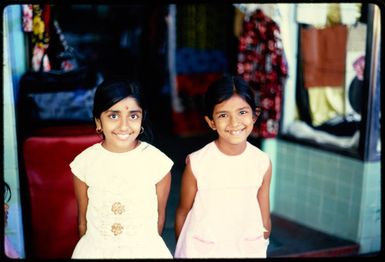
[237,9,288,138]
[22,4,33,32]
[176,4,231,51]
[31,4,51,71]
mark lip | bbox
[226,128,245,135]
[115,133,132,140]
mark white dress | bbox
[175,141,270,258]
[70,141,173,259]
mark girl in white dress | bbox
[70,79,173,258]
[175,75,272,258]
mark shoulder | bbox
[140,141,172,161]
[189,141,215,160]
[246,142,271,171]
[73,142,102,161]
[70,143,102,181]
[71,143,102,168]
[247,142,270,160]
[139,142,173,181]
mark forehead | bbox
[108,97,141,111]
[214,94,251,111]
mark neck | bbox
[214,139,247,156]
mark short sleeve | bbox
[148,146,174,183]
[69,152,86,183]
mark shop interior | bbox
[3,3,381,259]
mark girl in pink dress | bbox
[175,75,272,258]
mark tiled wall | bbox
[262,139,381,254]
[358,162,382,253]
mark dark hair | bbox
[4,181,11,202]
[204,75,258,120]
[93,79,153,142]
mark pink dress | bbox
[175,141,270,258]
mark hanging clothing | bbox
[296,3,362,26]
[172,72,223,136]
[237,9,288,138]
[307,86,345,126]
[176,4,231,52]
[31,4,51,71]
[300,24,348,88]
[22,4,33,32]
[170,5,233,136]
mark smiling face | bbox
[95,97,143,153]
[205,94,257,155]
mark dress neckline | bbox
[97,141,146,156]
[212,140,249,157]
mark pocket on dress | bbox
[190,235,215,255]
[240,235,267,258]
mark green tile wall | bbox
[262,139,381,254]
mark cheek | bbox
[133,119,143,128]
[250,119,256,126]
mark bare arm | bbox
[257,159,272,239]
[73,175,88,238]
[156,172,172,235]
[175,161,197,241]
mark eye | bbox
[130,113,141,120]
[217,113,227,119]
[109,113,119,120]
[239,110,249,115]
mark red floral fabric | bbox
[237,9,288,138]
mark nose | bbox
[230,114,240,127]
[119,117,129,131]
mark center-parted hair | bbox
[93,79,153,142]
[204,75,257,120]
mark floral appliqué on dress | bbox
[111,202,125,235]
[111,223,124,236]
[111,202,125,215]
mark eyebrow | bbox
[214,106,250,114]
[106,109,142,114]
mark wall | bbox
[358,162,381,253]
[263,138,381,254]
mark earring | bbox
[140,127,144,134]
[96,128,103,134]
